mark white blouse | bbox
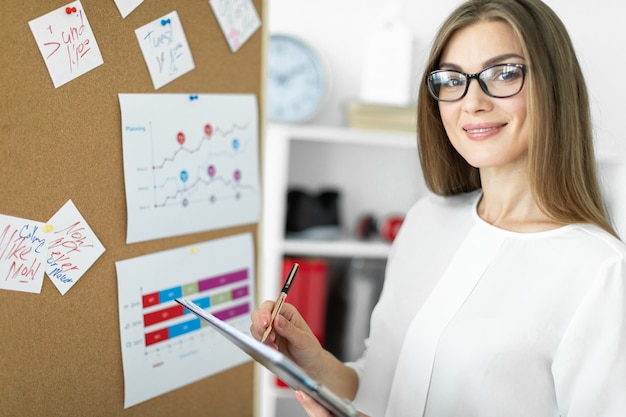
[349,191,626,417]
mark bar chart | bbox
[116,233,255,408]
[142,268,250,347]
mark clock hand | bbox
[274,64,309,86]
[275,74,289,85]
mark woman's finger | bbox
[294,391,333,417]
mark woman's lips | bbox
[463,123,506,140]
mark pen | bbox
[261,262,300,342]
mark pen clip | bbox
[280,263,299,294]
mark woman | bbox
[251,0,626,416]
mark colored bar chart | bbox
[116,233,255,409]
[144,284,250,346]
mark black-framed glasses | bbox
[427,63,527,102]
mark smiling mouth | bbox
[464,124,507,133]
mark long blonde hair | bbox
[416,0,618,238]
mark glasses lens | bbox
[427,64,526,102]
[479,64,525,98]
[428,71,467,102]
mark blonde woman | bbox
[252,1,626,415]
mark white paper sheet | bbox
[119,93,260,244]
[114,0,144,18]
[0,214,51,294]
[135,11,195,89]
[116,233,255,408]
[45,200,105,295]
[209,0,261,52]
[28,0,104,88]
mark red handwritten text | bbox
[42,10,92,73]
[46,221,93,284]
[0,225,45,283]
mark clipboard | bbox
[175,297,359,417]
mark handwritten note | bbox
[114,0,144,18]
[46,200,105,295]
[135,11,195,90]
[209,0,261,53]
[28,1,104,88]
[0,214,50,294]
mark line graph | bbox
[149,122,255,208]
[151,122,248,169]
[120,94,260,243]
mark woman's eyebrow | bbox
[438,53,525,71]
[483,53,525,67]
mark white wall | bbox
[267,0,626,157]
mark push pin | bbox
[189,95,199,101]
[66,6,77,14]
[161,18,171,26]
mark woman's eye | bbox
[444,77,465,88]
[495,68,522,82]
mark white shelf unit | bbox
[255,124,427,417]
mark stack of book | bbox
[345,101,417,133]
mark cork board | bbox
[0,0,264,416]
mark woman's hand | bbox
[250,300,325,376]
[294,391,369,417]
[250,300,360,400]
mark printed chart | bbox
[119,93,260,243]
[116,233,255,408]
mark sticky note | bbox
[45,200,105,295]
[0,214,50,294]
[28,0,104,88]
[135,11,195,90]
[114,0,145,18]
[209,0,261,53]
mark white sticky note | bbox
[0,214,50,294]
[209,0,261,53]
[135,11,195,90]
[114,0,145,18]
[28,1,104,88]
[45,200,105,295]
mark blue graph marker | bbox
[232,138,240,150]
[180,170,189,183]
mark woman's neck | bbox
[478,169,563,232]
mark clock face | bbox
[267,34,328,124]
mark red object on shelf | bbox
[275,257,329,387]
[379,215,404,242]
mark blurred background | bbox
[267,0,626,157]
[259,2,626,416]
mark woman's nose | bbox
[461,78,492,112]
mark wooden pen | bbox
[261,262,300,342]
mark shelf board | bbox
[269,124,417,149]
[282,238,391,259]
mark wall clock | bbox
[266,34,329,124]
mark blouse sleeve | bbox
[552,254,626,416]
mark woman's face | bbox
[438,21,529,174]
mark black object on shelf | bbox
[324,258,386,362]
[285,189,341,239]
